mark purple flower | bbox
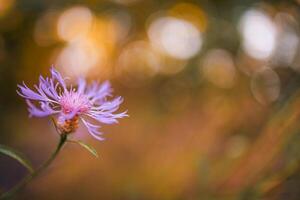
[17,67,128,141]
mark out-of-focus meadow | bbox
[1,0,300,199]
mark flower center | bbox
[60,91,91,115]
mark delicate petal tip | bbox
[77,77,86,94]
[101,80,111,90]
[50,67,67,90]
[90,134,105,141]
[81,118,105,141]
[16,88,25,98]
[25,100,58,117]
[120,110,129,118]
[86,80,114,104]
[100,80,113,96]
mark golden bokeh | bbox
[1,1,300,200]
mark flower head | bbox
[17,67,128,141]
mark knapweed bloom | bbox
[17,67,127,141]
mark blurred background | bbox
[1,0,300,199]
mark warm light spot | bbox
[55,12,120,79]
[116,40,160,87]
[56,38,105,78]
[273,13,300,66]
[201,49,236,89]
[251,67,280,104]
[158,56,187,75]
[169,2,207,32]
[275,30,299,66]
[0,0,14,17]
[148,16,202,60]
[57,6,93,42]
[89,17,118,56]
[239,9,277,60]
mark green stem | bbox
[0,134,68,200]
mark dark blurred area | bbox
[1,0,300,199]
